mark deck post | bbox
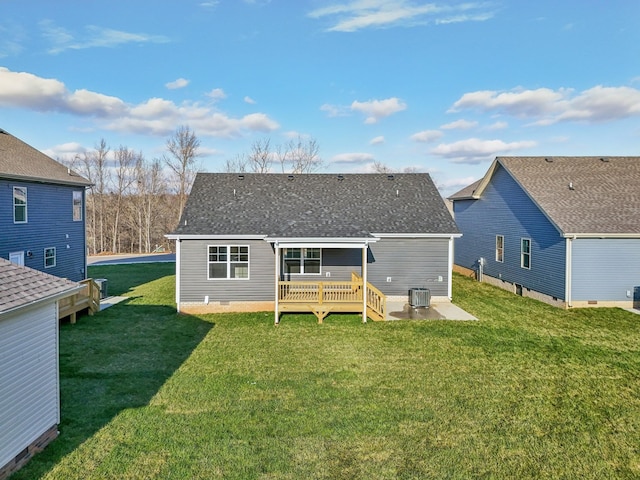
[274,242,280,325]
[362,245,367,323]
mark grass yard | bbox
[12,265,640,479]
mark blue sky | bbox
[1,0,639,196]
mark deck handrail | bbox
[279,280,363,304]
[58,278,100,323]
[351,271,386,320]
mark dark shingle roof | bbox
[172,173,459,237]
[0,128,91,186]
[452,156,640,235]
[0,258,81,314]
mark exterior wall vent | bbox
[409,288,430,308]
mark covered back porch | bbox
[271,237,385,324]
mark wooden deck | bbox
[278,272,386,323]
[58,278,100,323]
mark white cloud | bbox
[308,1,496,32]
[450,85,640,125]
[40,21,170,54]
[410,129,443,143]
[0,67,279,138]
[430,138,537,164]
[436,176,478,189]
[331,152,375,164]
[42,142,87,162]
[440,119,477,130]
[206,88,227,101]
[166,78,189,90]
[370,135,385,145]
[244,96,256,104]
[320,103,349,117]
[486,121,508,130]
[351,97,406,124]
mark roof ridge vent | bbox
[287,174,294,181]
[387,174,395,180]
[238,174,245,180]
[337,174,344,180]
[600,157,609,162]
[545,157,553,163]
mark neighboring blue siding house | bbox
[450,156,640,309]
[167,173,461,322]
[0,129,92,282]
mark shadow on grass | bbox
[87,262,175,297]
[11,299,213,480]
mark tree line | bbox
[68,126,199,255]
[66,128,325,255]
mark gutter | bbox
[0,285,84,318]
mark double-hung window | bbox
[13,186,27,223]
[521,238,531,269]
[73,191,83,221]
[44,247,56,268]
[208,245,249,279]
[283,248,321,274]
[495,235,504,263]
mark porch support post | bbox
[362,245,367,323]
[274,242,280,325]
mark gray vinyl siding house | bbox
[0,258,81,479]
[450,156,640,309]
[0,129,92,281]
[167,173,460,319]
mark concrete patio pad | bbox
[385,300,477,321]
[99,296,128,311]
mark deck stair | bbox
[58,278,100,323]
[278,271,386,323]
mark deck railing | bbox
[58,278,100,323]
[279,280,363,304]
[278,272,386,322]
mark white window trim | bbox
[13,186,27,224]
[282,247,322,275]
[73,190,83,221]
[44,247,56,268]
[521,238,531,270]
[207,245,250,280]
[496,235,504,263]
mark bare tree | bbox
[111,146,139,253]
[223,154,249,173]
[371,160,395,173]
[248,138,272,173]
[278,136,323,173]
[164,125,200,223]
[76,139,111,254]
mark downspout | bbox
[274,242,280,325]
[447,236,454,300]
[362,245,368,323]
[565,236,573,308]
[175,239,181,313]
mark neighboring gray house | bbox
[0,258,81,480]
[450,156,640,309]
[167,173,460,322]
[0,128,92,281]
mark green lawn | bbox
[13,265,640,479]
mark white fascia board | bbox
[165,234,267,240]
[562,233,640,239]
[372,233,462,238]
[0,285,84,317]
[267,237,378,249]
